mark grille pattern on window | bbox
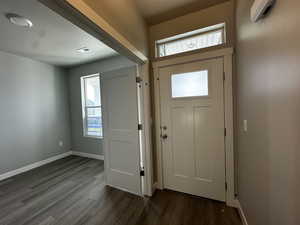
[157,23,225,57]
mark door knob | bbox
[161,134,168,140]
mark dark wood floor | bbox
[0,156,242,225]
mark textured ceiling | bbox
[0,0,117,67]
[136,0,229,25]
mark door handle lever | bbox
[161,134,168,140]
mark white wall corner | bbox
[236,200,249,225]
[0,151,72,182]
[71,151,104,160]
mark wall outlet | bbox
[59,141,64,147]
[243,120,248,132]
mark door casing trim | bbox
[152,48,236,207]
[137,63,154,197]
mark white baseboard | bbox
[236,200,249,225]
[0,150,104,182]
[0,151,72,182]
[227,198,239,208]
[71,151,104,160]
[152,182,158,194]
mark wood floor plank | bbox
[0,156,242,225]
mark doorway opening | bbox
[0,0,152,197]
[153,48,236,206]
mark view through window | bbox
[81,74,102,138]
[156,23,225,57]
[171,70,209,98]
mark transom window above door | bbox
[81,74,103,138]
[156,23,225,58]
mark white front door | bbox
[159,58,226,201]
[101,66,141,195]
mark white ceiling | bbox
[0,0,118,67]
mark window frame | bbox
[156,23,226,58]
[80,73,103,139]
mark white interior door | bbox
[101,66,141,195]
[159,58,226,201]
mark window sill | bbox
[83,135,103,140]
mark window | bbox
[156,23,225,57]
[171,70,209,98]
[81,74,102,138]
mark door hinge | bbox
[224,128,227,137]
[225,182,228,191]
[136,77,143,83]
[223,72,226,81]
[138,124,143,130]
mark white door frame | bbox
[137,63,154,196]
[152,48,236,207]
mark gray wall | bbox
[236,0,300,225]
[68,56,135,155]
[0,51,71,174]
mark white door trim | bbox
[137,63,154,196]
[152,47,236,207]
